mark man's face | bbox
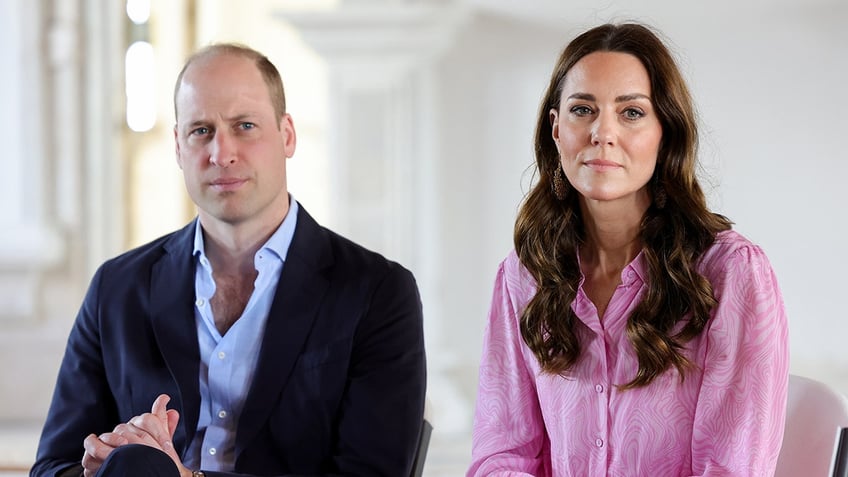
[174,53,296,231]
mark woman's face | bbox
[550,51,662,208]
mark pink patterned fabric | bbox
[468,230,789,477]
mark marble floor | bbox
[0,422,39,477]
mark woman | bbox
[468,23,788,476]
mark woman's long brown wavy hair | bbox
[516,23,732,389]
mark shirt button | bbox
[218,351,226,360]
[595,384,604,393]
[196,298,205,307]
[218,410,227,419]
[208,447,217,455]
[595,438,604,448]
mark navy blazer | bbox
[31,204,427,477]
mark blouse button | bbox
[595,438,604,448]
[595,384,604,393]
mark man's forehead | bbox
[174,52,276,122]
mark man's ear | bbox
[281,114,297,158]
[174,124,184,169]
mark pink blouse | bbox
[468,230,789,476]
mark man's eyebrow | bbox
[227,113,257,122]
[566,92,652,102]
[185,120,208,129]
[182,113,258,129]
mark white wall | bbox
[671,6,848,382]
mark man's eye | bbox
[240,122,256,130]
[191,127,210,136]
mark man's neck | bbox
[199,206,289,273]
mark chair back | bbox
[775,374,848,477]
[833,428,848,477]
[410,418,433,477]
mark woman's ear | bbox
[550,108,560,143]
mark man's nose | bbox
[209,131,237,166]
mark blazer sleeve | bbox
[209,263,426,477]
[329,262,427,476]
[31,266,121,477]
[688,244,789,476]
[467,261,550,477]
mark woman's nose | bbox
[591,114,616,146]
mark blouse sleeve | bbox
[467,261,550,477]
[689,244,790,476]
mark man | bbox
[31,43,426,477]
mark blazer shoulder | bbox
[293,205,413,281]
[98,221,194,276]
[323,226,413,280]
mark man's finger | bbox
[97,432,128,448]
[83,433,113,461]
[166,409,180,438]
[151,394,171,420]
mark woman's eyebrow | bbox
[565,92,651,102]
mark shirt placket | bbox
[202,339,232,467]
[592,329,612,473]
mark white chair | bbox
[775,374,848,477]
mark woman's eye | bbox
[570,106,593,116]
[623,108,645,120]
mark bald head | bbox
[173,43,286,122]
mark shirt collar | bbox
[575,246,647,286]
[192,196,300,263]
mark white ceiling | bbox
[463,0,846,30]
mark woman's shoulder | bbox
[497,249,539,295]
[699,229,773,277]
[710,228,755,251]
[502,249,534,278]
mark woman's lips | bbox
[583,159,621,171]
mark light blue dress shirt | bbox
[183,200,298,471]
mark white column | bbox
[279,1,473,434]
[0,1,66,320]
[0,0,124,424]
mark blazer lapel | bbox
[149,220,202,453]
[235,205,332,456]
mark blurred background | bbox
[1,0,846,475]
